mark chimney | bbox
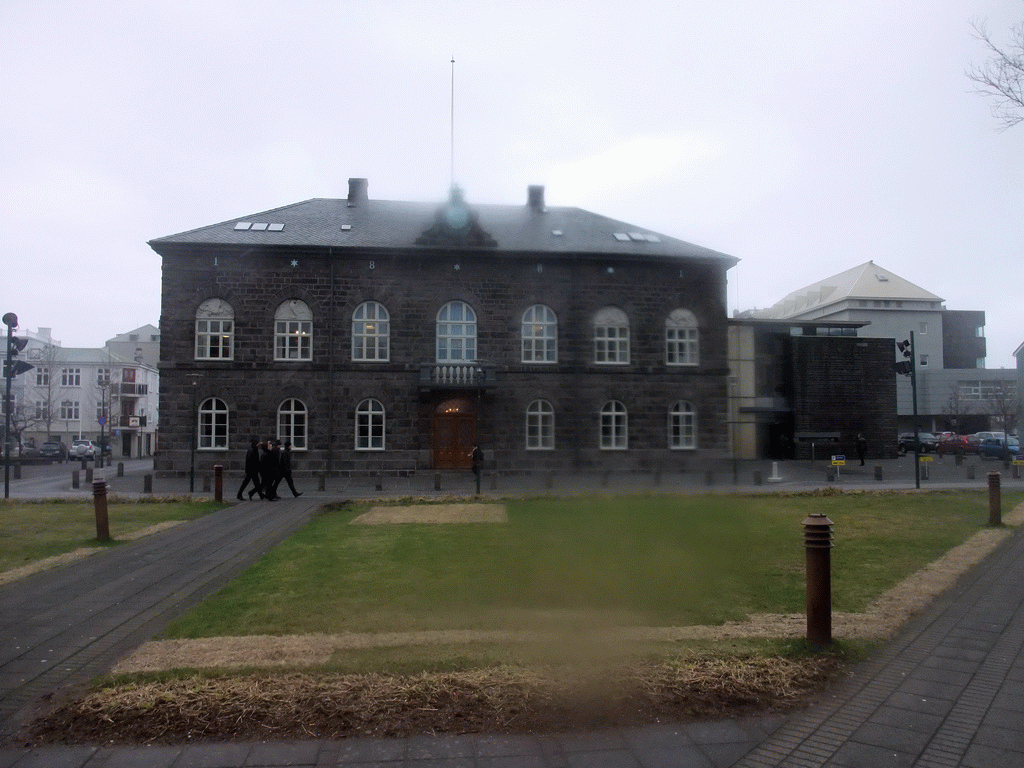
[527,185,545,211]
[348,178,368,205]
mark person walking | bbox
[259,440,281,500]
[856,433,867,466]
[278,441,302,497]
[237,438,264,500]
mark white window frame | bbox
[669,400,696,450]
[526,399,555,450]
[36,369,49,386]
[61,368,81,387]
[60,400,80,420]
[436,301,477,362]
[521,305,557,364]
[600,400,628,450]
[594,307,629,364]
[277,398,308,450]
[198,397,229,450]
[355,398,386,450]
[666,309,699,366]
[352,301,390,362]
[195,299,235,361]
[274,300,313,361]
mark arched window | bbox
[277,399,307,450]
[352,301,390,361]
[274,300,313,361]
[600,400,628,450]
[195,299,234,360]
[436,301,477,362]
[198,397,229,450]
[669,400,696,450]
[521,305,557,363]
[594,307,629,364]
[526,399,555,450]
[355,398,385,450]
[666,309,699,366]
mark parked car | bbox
[978,437,1021,460]
[936,433,966,455]
[897,432,938,454]
[70,440,99,459]
[38,440,69,462]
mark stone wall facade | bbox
[157,244,733,476]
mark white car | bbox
[71,440,98,459]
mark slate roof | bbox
[149,195,738,266]
[763,260,944,319]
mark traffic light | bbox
[8,337,27,357]
[894,339,912,376]
[3,335,33,379]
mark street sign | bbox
[919,455,934,463]
[97,416,107,426]
[831,455,846,466]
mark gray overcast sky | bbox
[2,1,1021,367]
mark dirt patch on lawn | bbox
[26,655,846,746]
[352,503,507,524]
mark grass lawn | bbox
[165,490,1023,640]
[0,499,229,573]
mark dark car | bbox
[978,437,1021,460]
[897,432,938,455]
[39,440,69,462]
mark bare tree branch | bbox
[967,18,1024,130]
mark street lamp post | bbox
[3,313,18,499]
[189,376,199,493]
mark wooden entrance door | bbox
[433,398,476,469]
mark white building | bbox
[10,328,159,457]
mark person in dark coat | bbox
[856,433,867,466]
[259,440,281,500]
[237,438,264,500]
[469,444,483,478]
[278,442,302,497]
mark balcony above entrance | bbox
[419,361,497,390]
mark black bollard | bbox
[988,472,1002,526]
[143,474,153,494]
[214,464,223,502]
[92,480,110,542]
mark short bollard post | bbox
[143,474,153,494]
[375,473,383,492]
[117,462,124,477]
[72,470,80,489]
[318,474,326,492]
[955,452,963,466]
[13,464,21,480]
[434,473,441,491]
[967,464,976,480]
[92,480,110,542]
[803,513,834,648]
[921,462,929,481]
[214,464,223,502]
[874,465,883,481]
[85,467,93,484]
[1013,464,1021,480]
[988,471,1002,526]
[826,466,836,482]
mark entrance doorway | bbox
[433,398,476,469]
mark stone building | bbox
[149,179,738,477]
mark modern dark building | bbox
[149,179,740,477]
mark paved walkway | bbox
[0,462,1022,766]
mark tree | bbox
[968,18,1024,130]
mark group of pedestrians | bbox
[236,438,302,501]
